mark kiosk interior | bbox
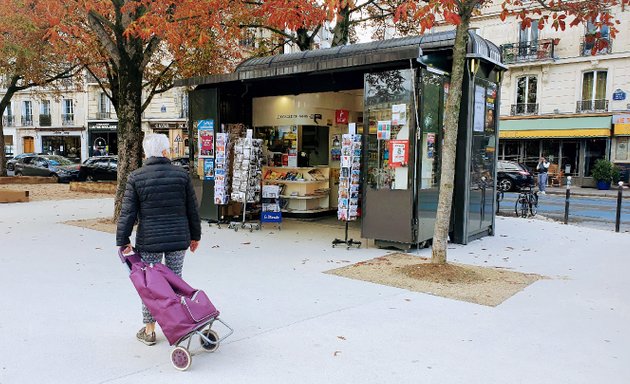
[183,30,505,248]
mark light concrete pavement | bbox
[0,198,629,384]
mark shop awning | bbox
[178,30,505,87]
[615,124,630,135]
[613,115,630,135]
[499,116,611,138]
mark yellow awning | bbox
[614,124,630,136]
[499,128,610,139]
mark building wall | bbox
[2,85,89,162]
[433,5,630,185]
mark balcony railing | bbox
[39,114,52,126]
[500,39,556,64]
[511,103,539,116]
[92,111,115,120]
[61,113,75,126]
[2,115,15,127]
[580,35,612,56]
[576,99,609,113]
[21,115,34,127]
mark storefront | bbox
[88,122,118,157]
[612,114,630,183]
[148,121,188,157]
[182,30,505,247]
[3,128,14,156]
[498,115,612,186]
[38,128,85,162]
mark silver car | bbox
[13,155,80,183]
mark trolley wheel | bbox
[200,329,220,352]
[171,346,192,371]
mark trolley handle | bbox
[118,246,141,272]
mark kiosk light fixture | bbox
[469,58,480,76]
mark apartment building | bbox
[464,4,630,186]
[2,85,88,162]
[2,76,190,162]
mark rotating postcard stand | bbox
[228,137,262,232]
[228,165,261,232]
[211,132,232,229]
[332,133,362,249]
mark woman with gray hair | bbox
[116,133,202,345]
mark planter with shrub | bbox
[591,159,620,190]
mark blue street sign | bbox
[612,89,626,101]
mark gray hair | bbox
[143,134,170,158]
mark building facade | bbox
[2,86,88,162]
[3,76,190,162]
[439,5,630,186]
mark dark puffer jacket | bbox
[116,157,201,252]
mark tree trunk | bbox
[431,18,471,264]
[331,6,351,47]
[0,93,14,178]
[113,69,144,222]
[0,123,6,177]
[296,28,315,51]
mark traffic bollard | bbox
[615,181,623,233]
[564,176,572,225]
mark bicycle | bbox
[514,186,538,218]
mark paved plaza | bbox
[0,197,629,383]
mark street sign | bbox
[612,89,626,101]
[174,134,182,142]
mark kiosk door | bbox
[361,68,417,247]
[416,69,448,244]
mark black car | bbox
[78,156,118,181]
[13,155,80,182]
[171,156,191,171]
[6,153,37,172]
[496,160,534,192]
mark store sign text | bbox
[276,113,322,124]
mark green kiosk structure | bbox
[181,30,506,249]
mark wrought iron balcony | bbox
[511,103,539,116]
[580,35,612,56]
[39,114,51,126]
[500,39,556,64]
[576,99,608,113]
[21,115,34,127]
[61,113,75,126]
[2,115,15,127]
[92,111,115,120]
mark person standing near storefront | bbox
[116,133,202,345]
[537,156,550,194]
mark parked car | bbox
[13,155,80,183]
[171,156,191,171]
[78,156,118,181]
[6,153,37,172]
[496,160,534,192]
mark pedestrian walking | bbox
[116,133,202,346]
[537,156,550,194]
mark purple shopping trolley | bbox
[118,248,233,370]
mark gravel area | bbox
[0,183,114,202]
[326,253,544,307]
